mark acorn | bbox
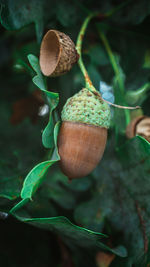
[39,30,78,77]
[58,88,111,179]
[126,115,150,142]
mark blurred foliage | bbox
[1,0,150,266]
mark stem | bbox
[98,31,130,125]
[76,13,99,93]
[75,0,133,109]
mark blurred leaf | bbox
[65,175,92,192]
[56,0,78,27]
[0,0,53,42]
[77,135,150,265]
[143,50,150,69]
[37,166,92,210]
[125,83,150,105]
[40,170,77,210]
[106,26,150,92]
[74,194,105,232]
[40,167,90,210]
[88,44,109,66]
[109,0,150,25]
[0,173,22,200]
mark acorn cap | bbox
[61,88,111,128]
[126,115,146,139]
[136,116,150,142]
[126,115,150,142]
[40,30,78,77]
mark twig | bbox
[103,98,140,110]
[76,13,100,93]
[57,236,75,267]
[135,201,148,254]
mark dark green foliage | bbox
[1,0,150,266]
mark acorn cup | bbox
[58,88,111,179]
[40,30,79,77]
[126,115,150,142]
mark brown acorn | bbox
[39,30,78,77]
[126,115,150,142]
[58,88,111,179]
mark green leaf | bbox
[20,121,60,200]
[21,161,54,200]
[22,216,126,257]
[28,54,47,90]
[28,54,59,148]
[10,199,29,214]
[10,208,127,258]
[41,96,59,148]
[42,115,55,148]
[143,49,150,69]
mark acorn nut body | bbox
[58,88,111,179]
[58,122,107,178]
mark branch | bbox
[135,201,148,254]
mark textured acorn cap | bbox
[61,88,111,128]
[40,30,78,77]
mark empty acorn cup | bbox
[126,115,150,142]
[40,30,79,77]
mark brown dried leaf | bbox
[10,90,44,125]
[96,251,115,267]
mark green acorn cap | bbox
[61,88,111,128]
